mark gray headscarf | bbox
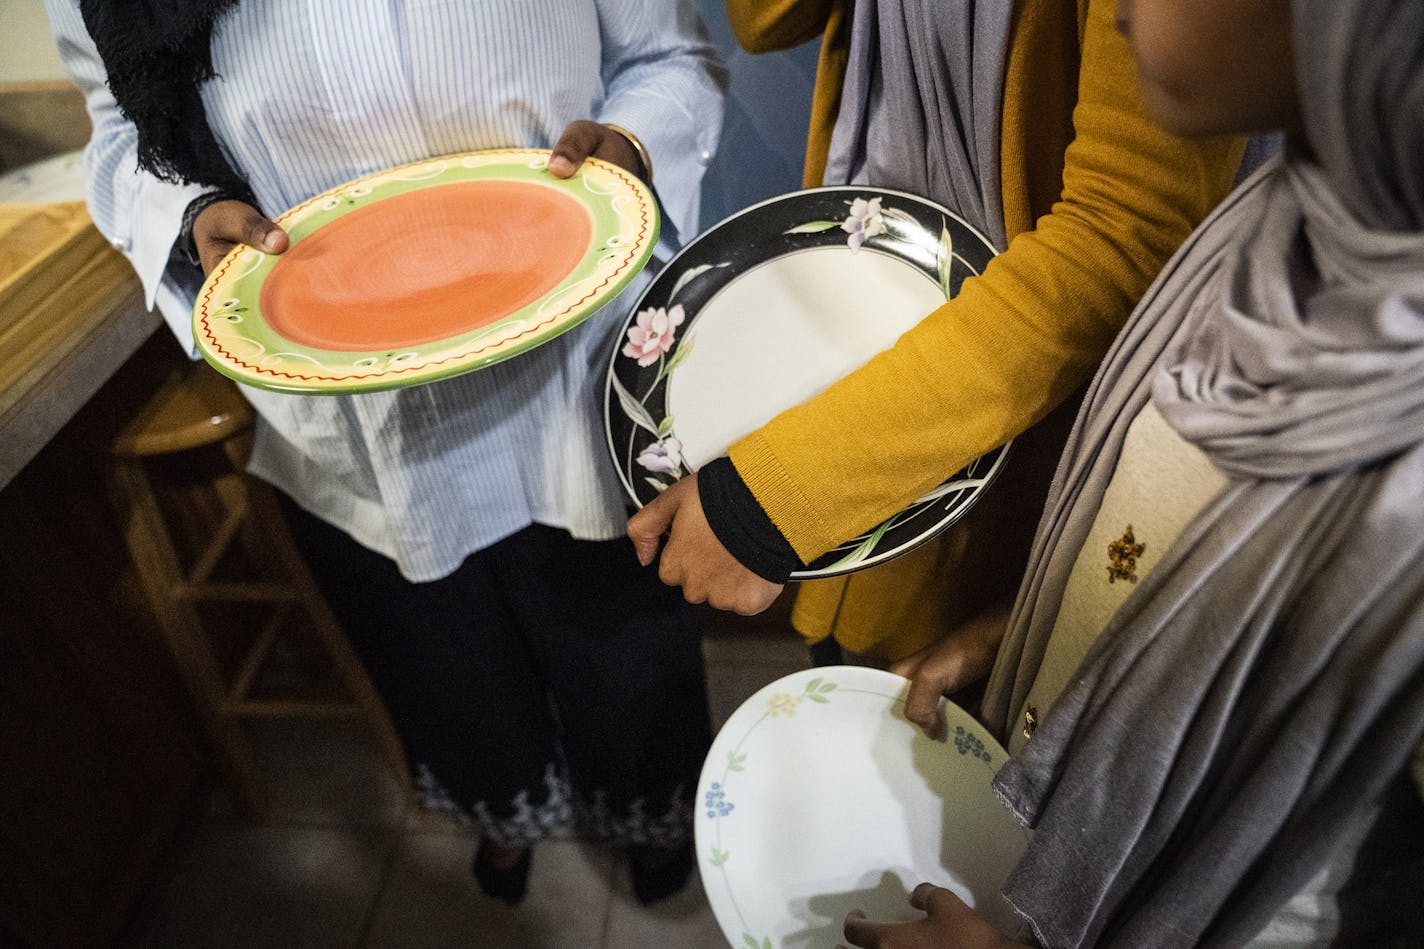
[981,0,1424,945]
[821,0,1014,250]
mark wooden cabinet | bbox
[0,319,205,948]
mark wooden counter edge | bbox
[0,248,159,490]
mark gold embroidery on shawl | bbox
[1107,525,1145,584]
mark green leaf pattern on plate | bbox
[610,372,659,436]
[822,469,996,572]
[667,262,728,302]
[783,220,840,234]
[804,677,838,705]
[823,516,895,572]
[664,332,696,375]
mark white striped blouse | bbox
[46,0,725,581]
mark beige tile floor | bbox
[122,614,811,949]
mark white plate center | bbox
[666,246,945,470]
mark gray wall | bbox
[693,0,820,232]
[0,0,67,82]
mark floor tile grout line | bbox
[597,855,624,949]
[355,819,409,948]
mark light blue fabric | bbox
[46,0,725,581]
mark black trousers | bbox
[281,496,712,846]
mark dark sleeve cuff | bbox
[698,456,803,584]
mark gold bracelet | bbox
[602,123,653,184]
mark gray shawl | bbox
[822,0,1014,250]
[981,0,1424,945]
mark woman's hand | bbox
[193,200,288,276]
[547,120,647,181]
[627,473,785,615]
[888,603,1011,740]
[840,883,1028,949]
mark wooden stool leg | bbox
[238,470,413,797]
[112,458,269,816]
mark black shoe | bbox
[472,841,532,906]
[630,841,694,906]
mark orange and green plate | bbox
[194,148,658,394]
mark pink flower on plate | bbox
[623,304,686,366]
[636,436,684,475]
[841,196,887,253]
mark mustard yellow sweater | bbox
[724,0,1244,658]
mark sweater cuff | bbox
[699,456,802,584]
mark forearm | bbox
[727,1,1244,561]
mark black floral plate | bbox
[604,186,1008,580]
